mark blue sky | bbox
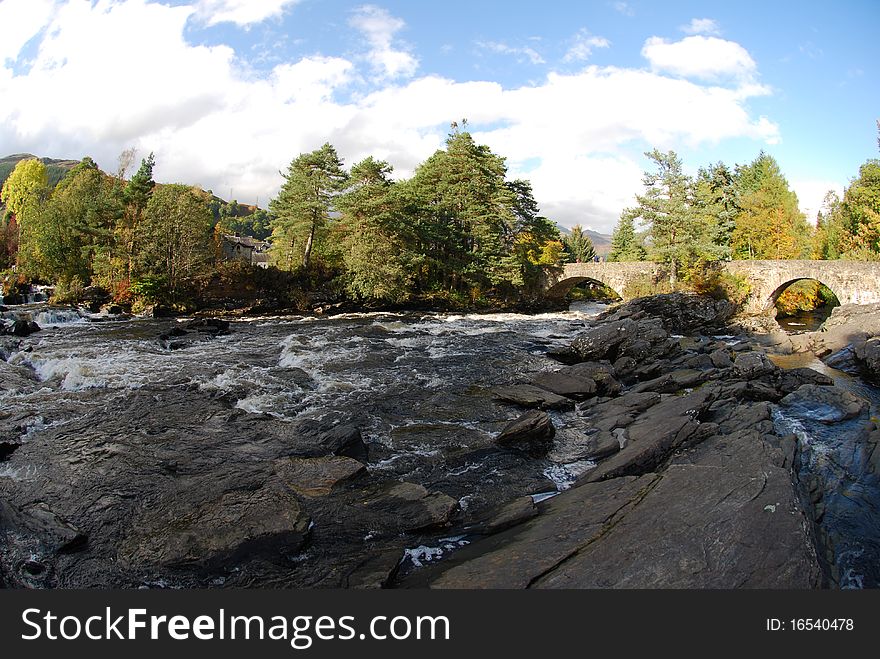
[1,0,877,233]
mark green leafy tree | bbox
[837,159,880,259]
[563,224,597,263]
[269,143,347,270]
[1,159,50,273]
[119,153,156,278]
[136,184,214,300]
[732,153,810,260]
[336,157,421,302]
[608,209,647,261]
[633,149,697,283]
[692,162,737,260]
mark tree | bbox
[731,153,810,260]
[608,209,646,261]
[336,157,417,302]
[270,143,347,270]
[629,150,696,282]
[692,162,737,260]
[0,159,49,272]
[837,159,880,259]
[136,184,214,299]
[563,224,597,263]
[120,153,156,278]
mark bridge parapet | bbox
[544,259,880,314]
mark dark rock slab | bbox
[495,410,555,457]
[421,475,656,589]
[118,481,311,569]
[581,389,715,484]
[274,456,367,497]
[421,427,820,589]
[532,430,821,588]
[491,384,573,410]
[532,371,596,400]
[359,482,458,533]
[270,420,368,461]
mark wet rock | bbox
[491,384,574,410]
[185,318,231,334]
[709,349,733,369]
[734,351,778,377]
[270,420,368,461]
[419,425,819,589]
[344,550,402,589]
[779,384,869,423]
[495,410,555,457]
[5,319,40,337]
[274,456,367,497]
[360,482,458,533]
[531,371,596,400]
[558,362,621,396]
[478,496,538,534]
[0,501,87,554]
[119,481,311,569]
[581,388,715,484]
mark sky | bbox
[0,0,877,234]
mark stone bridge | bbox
[544,260,880,314]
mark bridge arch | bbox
[767,278,840,311]
[546,276,623,300]
[544,262,664,301]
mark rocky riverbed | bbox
[1,295,879,588]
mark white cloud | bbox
[642,35,757,82]
[194,0,301,27]
[563,29,610,63]
[792,179,845,224]
[349,4,418,79]
[477,41,545,66]
[612,2,634,17]
[680,18,721,36]
[0,1,782,234]
[0,0,56,63]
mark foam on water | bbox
[543,460,597,491]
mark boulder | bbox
[559,362,621,396]
[491,384,574,410]
[5,319,40,337]
[734,351,778,378]
[495,410,555,457]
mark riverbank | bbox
[1,294,878,588]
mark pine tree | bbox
[269,143,347,270]
[563,224,597,263]
[608,210,646,261]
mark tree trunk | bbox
[302,223,315,269]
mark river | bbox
[3,301,880,588]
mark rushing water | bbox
[0,301,608,495]
[770,352,880,589]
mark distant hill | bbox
[556,224,613,256]
[0,153,80,190]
